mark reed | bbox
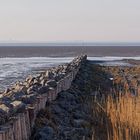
[91,92,140,140]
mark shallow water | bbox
[0,56,140,91]
[0,57,73,91]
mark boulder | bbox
[0,93,3,98]
[38,86,50,94]
[12,81,25,90]
[0,104,10,113]
[12,91,26,100]
[4,88,10,94]
[27,85,40,94]
[45,70,54,79]
[10,100,25,113]
[46,80,57,88]
[26,75,35,85]
[21,94,37,104]
[34,126,55,140]
[40,78,48,86]
[10,100,22,107]
[72,119,90,128]
[0,96,11,105]
[33,78,39,85]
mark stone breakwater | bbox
[0,55,87,140]
[32,59,94,140]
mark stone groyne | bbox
[0,55,87,140]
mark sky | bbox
[0,0,140,42]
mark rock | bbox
[25,75,32,81]
[0,109,9,125]
[38,86,50,94]
[23,81,30,88]
[4,88,10,94]
[33,78,39,85]
[0,96,11,105]
[21,94,37,104]
[4,90,15,98]
[26,75,35,85]
[0,93,3,98]
[72,119,90,128]
[45,71,54,79]
[57,91,76,102]
[34,126,55,140]
[40,79,47,86]
[0,104,10,113]
[72,107,91,121]
[27,85,39,94]
[13,91,25,100]
[46,80,57,88]
[10,100,24,108]
[10,100,25,113]
[51,104,65,115]
[12,82,23,91]
[39,75,44,81]
[19,86,27,93]
[57,101,75,112]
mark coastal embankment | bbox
[0,55,87,140]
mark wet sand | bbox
[0,46,140,57]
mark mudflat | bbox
[0,46,140,57]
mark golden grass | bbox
[91,94,140,140]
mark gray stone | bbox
[13,91,25,100]
[34,126,55,140]
[46,80,57,88]
[45,71,54,79]
[72,119,88,128]
[26,76,37,86]
[10,100,26,113]
[0,104,10,113]
[38,86,50,94]
[40,78,48,86]
[58,91,76,101]
[4,88,10,94]
[27,85,39,94]
[21,94,37,104]
[33,79,39,85]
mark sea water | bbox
[0,56,140,91]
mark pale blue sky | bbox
[0,0,140,42]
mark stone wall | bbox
[0,55,87,140]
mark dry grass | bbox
[91,93,140,140]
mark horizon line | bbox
[0,41,140,46]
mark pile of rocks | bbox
[0,55,87,140]
[32,58,93,140]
